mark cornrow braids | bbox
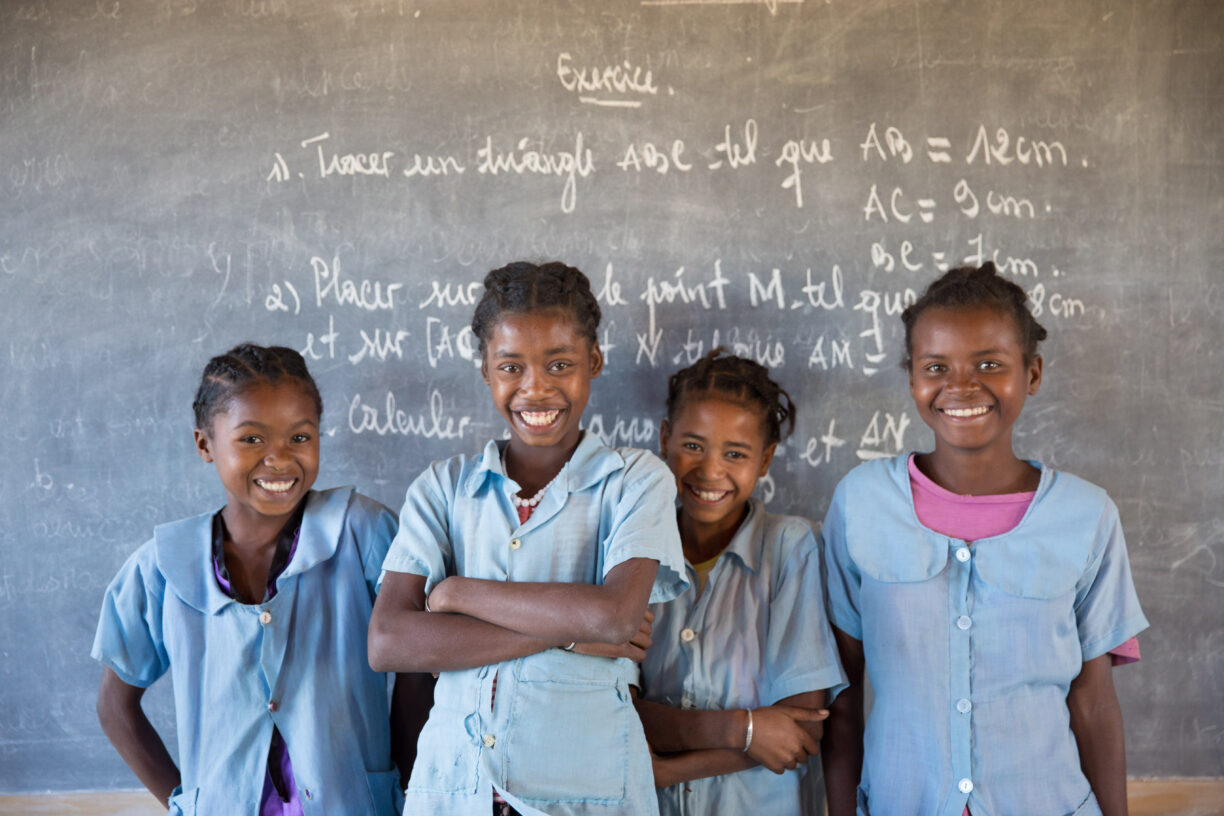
[470,261,602,355]
[900,261,1048,368]
[192,343,323,432]
[666,347,796,446]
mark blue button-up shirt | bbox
[639,498,846,816]
[823,455,1148,816]
[92,487,403,816]
[382,433,689,816]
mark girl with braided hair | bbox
[370,261,689,816]
[634,348,845,815]
[93,343,408,815]
[821,262,1147,816]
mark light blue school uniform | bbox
[381,433,689,816]
[823,455,1149,816]
[638,498,847,816]
[92,487,403,816]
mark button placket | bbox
[948,538,975,804]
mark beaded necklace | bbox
[501,445,561,509]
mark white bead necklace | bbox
[502,446,560,509]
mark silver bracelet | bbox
[743,708,754,752]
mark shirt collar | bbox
[461,431,624,497]
[156,487,351,614]
[714,497,767,574]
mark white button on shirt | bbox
[956,615,972,630]
[955,547,971,562]
[509,538,522,550]
[259,610,272,625]
[958,778,974,794]
[679,627,696,642]
[482,734,496,748]
[956,698,972,714]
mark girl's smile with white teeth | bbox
[685,484,729,504]
[940,405,992,418]
[518,409,562,427]
[686,484,731,503]
[255,478,297,493]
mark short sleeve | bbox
[822,480,863,642]
[380,462,455,594]
[601,451,688,604]
[348,493,399,601]
[1074,500,1149,661]
[764,521,848,704]
[91,542,170,688]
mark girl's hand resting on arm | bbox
[571,607,654,662]
[745,700,828,773]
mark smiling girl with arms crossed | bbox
[821,264,1147,816]
[635,350,845,815]
[369,261,688,816]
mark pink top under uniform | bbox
[908,455,1140,816]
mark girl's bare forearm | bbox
[634,697,746,752]
[432,559,657,645]
[370,605,558,672]
[97,669,180,808]
[654,748,757,788]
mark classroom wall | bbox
[1,0,1222,792]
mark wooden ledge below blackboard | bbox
[1,780,1221,815]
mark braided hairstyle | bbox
[470,261,602,355]
[900,262,1048,369]
[666,348,796,446]
[192,343,323,432]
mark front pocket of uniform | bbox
[166,785,198,816]
[503,678,628,804]
[407,713,479,794]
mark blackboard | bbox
[2,0,1221,792]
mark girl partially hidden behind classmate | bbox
[821,263,1147,816]
[369,261,689,816]
[635,350,846,815]
[93,344,409,814]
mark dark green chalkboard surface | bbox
[2,0,1221,790]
